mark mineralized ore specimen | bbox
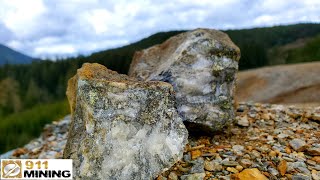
[129,29,240,132]
[63,63,188,180]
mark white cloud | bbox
[0,0,46,38]
[0,0,319,59]
[84,9,112,34]
[251,0,320,27]
[35,44,76,55]
[254,15,275,25]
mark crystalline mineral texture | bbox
[63,63,188,180]
[129,29,241,132]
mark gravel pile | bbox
[2,103,320,180]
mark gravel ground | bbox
[1,103,320,180]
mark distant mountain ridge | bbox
[0,23,319,117]
[0,44,33,65]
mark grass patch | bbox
[286,34,320,63]
[268,34,320,65]
[0,100,69,153]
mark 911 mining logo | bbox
[1,160,22,178]
[1,159,72,180]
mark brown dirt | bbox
[236,62,320,106]
[269,84,320,104]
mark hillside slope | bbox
[227,23,320,70]
[0,44,33,65]
[0,23,319,130]
[236,62,320,106]
[267,33,320,65]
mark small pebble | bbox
[268,167,279,176]
[311,156,320,163]
[247,146,253,151]
[278,133,289,139]
[222,161,239,167]
[307,160,316,166]
[240,159,252,168]
[180,173,206,180]
[251,150,261,158]
[311,170,319,180]
[191,150,202,160]
[278,160,287,176]
[289,139,307,152]
[283,156,295,162]
[226,167,239,174]
[204,161,222,172]
[235,165,243,171]
[190,158,205,173]
[168,172,178,180]
[269,151,277,157]
[237,116,249,127]
[308,147,320,156]
[291,173,311,180]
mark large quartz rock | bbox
[63,63,188,180]
[129,29,240,132]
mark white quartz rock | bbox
[63,63,188,180]
[129,29,241,132]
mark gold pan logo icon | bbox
[2,160,22,178]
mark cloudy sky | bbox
[0,0,319,59]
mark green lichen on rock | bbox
[63,63,188,180]
[129,29,241,132]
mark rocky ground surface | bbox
[1,103,320,180]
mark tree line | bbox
[0,23,320,116]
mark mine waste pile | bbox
[2,29,320,180]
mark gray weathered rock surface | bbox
[129,28,240,131]
[63,63,188,180]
